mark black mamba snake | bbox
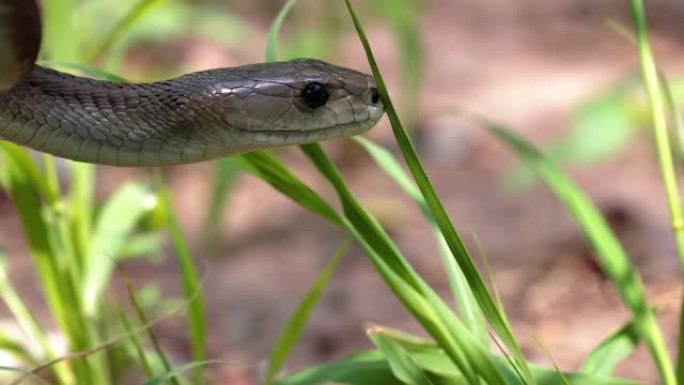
[0,0,384,166]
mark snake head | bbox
[211,59,384,148]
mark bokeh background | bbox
[3,0,684,383]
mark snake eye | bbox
[371,88,380,104]
[301,82,329,109]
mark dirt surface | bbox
[3,1,684,384]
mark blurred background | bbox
[4,0,684,383]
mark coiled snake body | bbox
[0,0,384,166]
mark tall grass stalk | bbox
[154,170,206,385]
[626,1,684,274]
[627,1,682,384]
[341,0,535,382]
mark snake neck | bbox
[0,66,229,166]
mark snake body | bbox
[0,0,383,166]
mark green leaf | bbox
[368,327,436,385]
[581,314,645,376]
[83,182,155,314]
[265,239,350,384]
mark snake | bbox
[0,0,384,166]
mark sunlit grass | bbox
[0,0,207,384]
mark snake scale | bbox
[0,0,384,166]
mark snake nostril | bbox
[371,88,380,105]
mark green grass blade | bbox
[352,138,425,211]
[206,0,290,243]
[118,266,179,385]
[367,327,436,385]
[237,151,344,227]
[0,254,70,383]
[118,232,164,260]
[581,315,644,376]
[301,144,419,289]
[485,123,672,385]
[42,0,78,62]
[660,73,684,168]
[0,144,55,202]
[0,145,67,332]
[203,158,240,247]
[141,361,219,385]
[154,170,206,385]
[265,0,300,63]
[117,307,155,379]
[277,347,639,385]
[258,0,347,228]
[341,1,533,382]
[275,350,402,385]
[266,11,490,379]
[403,335,637,385]
[265,239,350,384]
[86,0,168,62]
[373,0,423,131]
[68,162,95,272]
[30,5,104,377]
[83,182,155,315]
[0,143,99,383]
[535,339,571,385]
[658,73,684,382]
[0,334,38,366]
[626,3,681,383]
[354,137,489,346]
[0,257,49,358]
[301,144,507,385]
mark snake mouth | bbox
[233,102,385,146]
[236,120,376,145]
